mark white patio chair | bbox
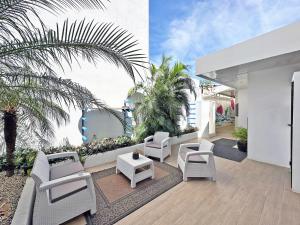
[31,151,96,225]
[177,139,216,181]
[144,131,171,162]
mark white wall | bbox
[292,72,300,193]
[247,64,300,167]
[209,101,216,136]
[79,110,124,142]
[197,97,215,138]
[38,0,149,145]
[236,88,248,128]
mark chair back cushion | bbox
[31,151,50,186]
[153,132,169,144]
[199,139,214,152]
[50,161,84,180]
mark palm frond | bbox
[0,20,147,81]
[0,0,109,16]
[128,83,144,97]
[0,67,127,127]
[0,0,109,42]
[18,100,57,139]
[0,119,51,153]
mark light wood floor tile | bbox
[66,127,300,225]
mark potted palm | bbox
[233,128,248,152]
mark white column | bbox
[292,72,300,193]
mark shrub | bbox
[181,126,198,135]
[81,135,135,155]
[14,148,38,168]
[233,128,248,143]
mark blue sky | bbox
[150,0,300,74]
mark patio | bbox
[65,133,300,225]
[118,148,298,225]
[3,1,300,225]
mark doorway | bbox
[215,91,236,139]
[290,81,294,187]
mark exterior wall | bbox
[40,0,149,145]
[292,72,300,193]
[79,110,124,142]
[247,64,300,167]
[236,88,248,128]
[209,102,216,136]
[197,97,215,138]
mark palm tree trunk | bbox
[3,110,17,177]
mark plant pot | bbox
[132,152,139,160]
[237,141,247,152]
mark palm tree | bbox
[128,56,196,142]
[0,0,147,176]
[0,66,120,176]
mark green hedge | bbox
[0,135,135,172]
[181,126,198,135]
[0,127,199,173]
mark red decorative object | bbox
[230,99,235,110]
[216,105,224,115]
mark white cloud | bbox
[158,0,300,71]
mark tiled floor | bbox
[66,126,300,225]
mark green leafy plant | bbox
[114,136,135,147]
[0,134,136,175]
[181,126,198,135]
[14,148,38,175]
[233,128,248,143]
[82,135,135,155]
[43,135,135,164]
[129,56,196,142]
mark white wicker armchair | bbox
[177,139,216,181]
[144,131,170,162]
[31,151,96,225]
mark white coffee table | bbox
[116,152,154,188]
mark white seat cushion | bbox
[146,142,167,149]
[50,161,84,180]
[50,179,87,203]
[180,149,208,163]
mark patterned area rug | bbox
[88,161,182,225]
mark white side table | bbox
[116,153,154,188]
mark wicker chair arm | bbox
[39,172,91,191]
[144,135,154,143]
